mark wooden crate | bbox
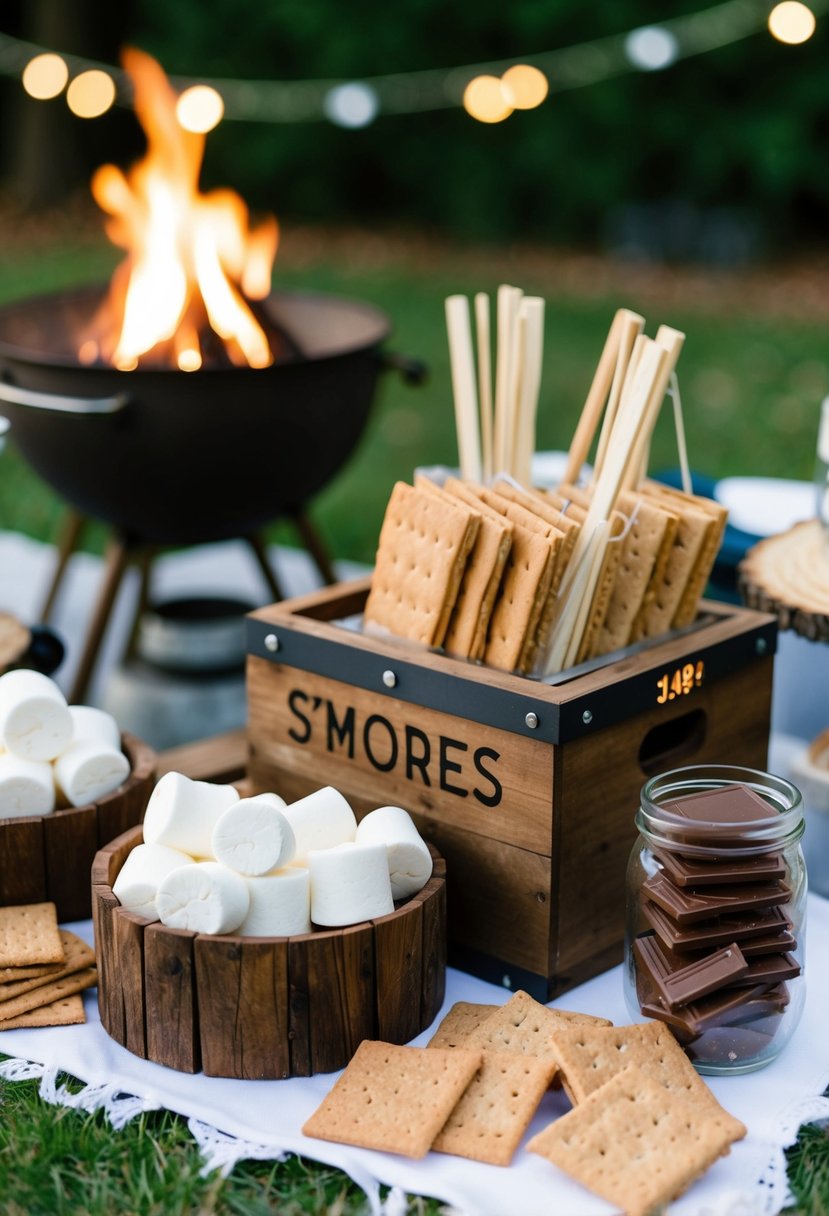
[246,577,777,1000]
[92,823,446,1078]
[0,733,155,922]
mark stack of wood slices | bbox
[363,298,728,675]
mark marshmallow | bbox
[0,669,73,761]
[355,805,433,899]
[142,771,239,857]
[112,843,194,919]
[309,841,394,927]
[54,740,130,807]
[0,753,55,818]
[212,796,295,876]
[68,705,121,751]
[156,862,250,934]
[283,786,357,864]
[239,867,311,936]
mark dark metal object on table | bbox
[0,285,426,700]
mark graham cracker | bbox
[634,488,711,638]
[363,481,480,648]
[432,1050,557,1166]
[643,482,729,627]
[548,1020,737,1127]
[527,1066,746,1216]
[419,477,513,659]
[0,993,86,1030]
[442,479,516,658]
[0,931,95,1001]
[463,486,557,672]
[301,1040,482,1159]
[599,493,678,653]
[0,966,97,1023]
[0,902,64,968]
[491,480,577,595]
[0,961,62,983]
[468,990,612,1059]
[576,508,627,662]
[427,1001,499,1050]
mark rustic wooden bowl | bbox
[92,826,447,1078]
[0,733,156,922]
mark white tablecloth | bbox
[2,895,828,1216]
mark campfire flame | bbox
[84,49,278,371]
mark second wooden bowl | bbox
[92,825,447,1078]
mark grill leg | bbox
[292,511,337,586]
[68,534,130,705]
[39,510,86,623]
[244,533,284,603]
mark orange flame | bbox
[86,48,278,371]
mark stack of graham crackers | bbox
[0,902,96,1030]
[302,989,746,1215]
[363,303,727,676]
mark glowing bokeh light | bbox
[624,26,679,71]
[501,64,548,110]
[22,53,68,100]
[176,84,224,133]
[768,2,816,44]
[463,75,513,124]
[66,69,116,118]
[323,82,379,128]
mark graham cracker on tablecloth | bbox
[301,1040,482,1159]
[527,1066,746,1216]
[0,902,64,968]
[432,1050,557,1166]
[467,990,612,1058]
[0,966,97,1023]
[363,481,480,649]
[548,1020,737,1127]
[427,1001,499,1049]
[0,993,86,1030]
[417,476,513,660]
[0,960,62,983]
[0,931,95,1002]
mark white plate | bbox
[715,476,816,537]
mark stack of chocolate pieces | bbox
[633,784,800,1063]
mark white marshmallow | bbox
[142,771,239,857]
[54,740,130,807]
[68,705,121,751]
[355,805,433,899]
[0,753,55,818]
[0,669,73,761]
[283,786,357,864]
[112,843,195,919]
[239,867,311,936]
[212,796,295,876]
[156,861,250,934]
[309,841,394,927]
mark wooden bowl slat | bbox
[43,805,98,922]
[0,816,46,906]
[144,923,200,1073]
[93,834,447,1078]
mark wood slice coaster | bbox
[0,733,156,922]
[0,614,30,672]
[92,825,447,1079]
[739,519,829,643]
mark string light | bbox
[768,1,816,43]
[5,0,825,127]
[501,65,548,110]
[21,53,68,99]
[463,75,513,124]
[176,84,224,133]
[66,69,116,118]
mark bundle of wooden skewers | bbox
[363,291,728,678]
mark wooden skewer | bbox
[475,292,494,482]
[494,285,522,473]
[445,295,483,483]
[505,299,526,478]
[514,296,545,487]
[592,312,645,482]
[563,308,641,487]
[543,519,609,674]
[622,325,685,494]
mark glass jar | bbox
[624,764,806,1075]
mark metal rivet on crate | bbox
[756,637,767,655]
[264,633,280,653]
[525,712,539,729]
[382,669,398,688]
[582,709,593,725]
